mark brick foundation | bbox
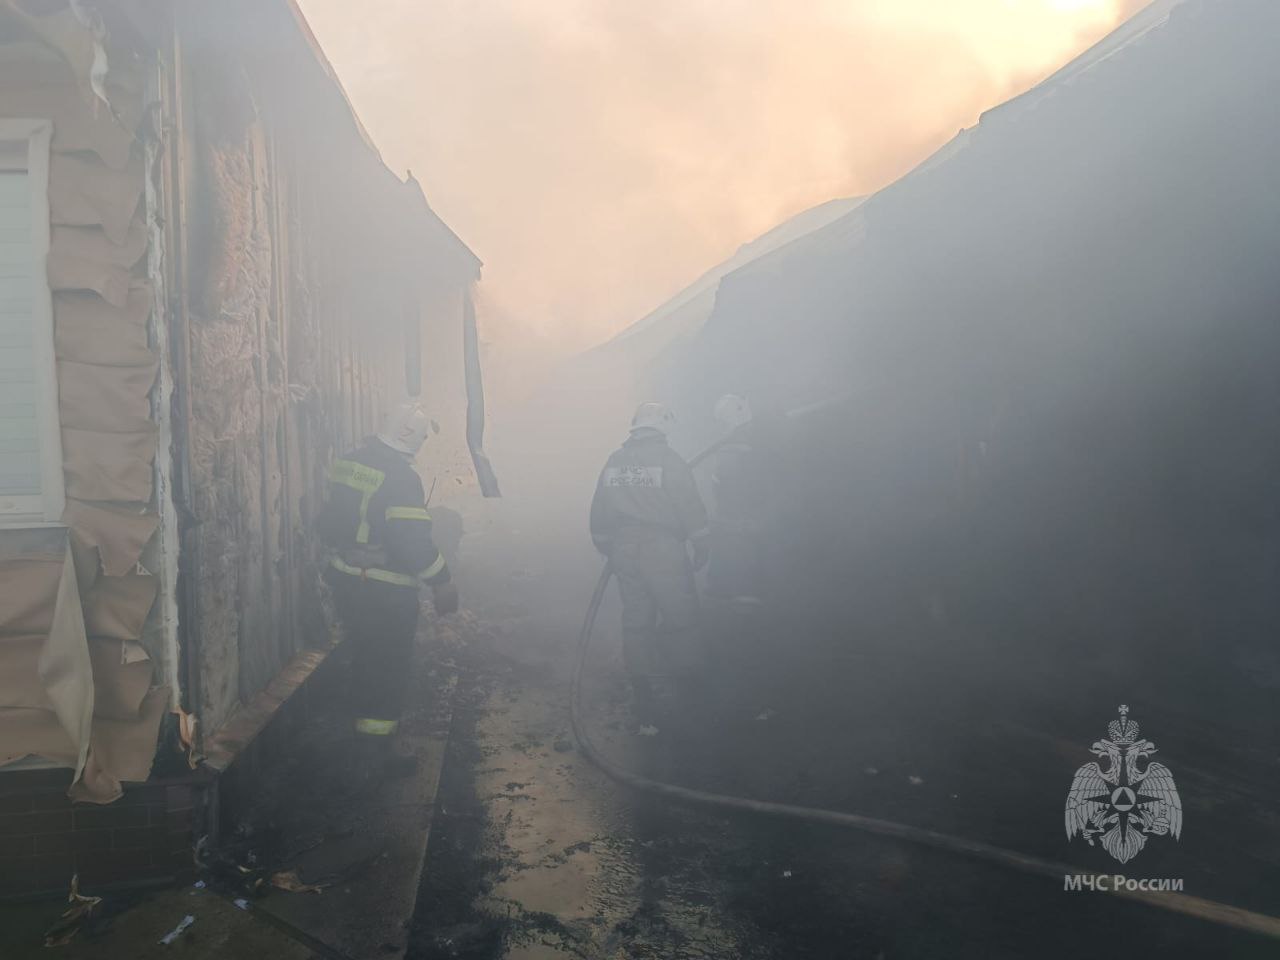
[0,648,339,899]
[0,768,212,899]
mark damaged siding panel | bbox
[0,54,140,171]
[63,500,158,579]
[61,426,157,504]
[48,220,147,308]
[0,548,61,635]
[0,36,167,802]
[53,285,153,366]
[83,573,159,644]
[49,152,143,245]
[57,356,159,434]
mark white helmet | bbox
[377,399,432,456]
[630,401,676,435]
[714,394,752,430]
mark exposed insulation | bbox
[183,78,284,734]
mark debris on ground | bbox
[637,724,660,737]
[755,708,775,721]
[233,899,251,911]
[907,775,925,786]
[864,766,879,776]
[196,841,267,895]
[43,875,103,947]
[158,914,195,945]
[270,870,326,894]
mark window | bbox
[0,119,62,526]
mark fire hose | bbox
[569,565,1280,941]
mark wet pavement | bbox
[405,497,1280,959]
[410,651,755,959]
[3,496,1276,959]
[407,635,1279,959]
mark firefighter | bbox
[319,400,458,772]
[589,402,710,728]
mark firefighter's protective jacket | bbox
[589,428,709,553]
[319,439,450,588]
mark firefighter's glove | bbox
[691,538,711,572]
[432,582,460,616]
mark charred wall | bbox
[661,0,1280,716]
[176,0,479,738]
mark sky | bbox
[298,0,1151,356]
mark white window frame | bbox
[0,118,63,527]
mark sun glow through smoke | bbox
[297,0,1151,355]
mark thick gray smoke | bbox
[299,0,1144,359]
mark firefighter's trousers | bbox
[611,529,705,688]
[325,570,420,735]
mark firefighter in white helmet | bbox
[319,399,458,772]
[589,402,710,729]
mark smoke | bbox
[298,0,1146,356]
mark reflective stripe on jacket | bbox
[318,439,451,588]
[589,428,709,551]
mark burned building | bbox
[659,0,1280,682]
[630,0,1280,902]
[0,0,483,895]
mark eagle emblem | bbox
[1065,705,1182,864]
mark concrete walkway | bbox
[247,611,463,960]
